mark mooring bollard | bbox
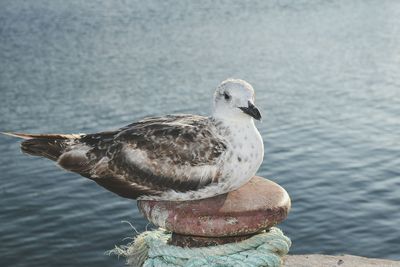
[110,176,292,267]
[138,176,291,247]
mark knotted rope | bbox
[110,227,291,267]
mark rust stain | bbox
[137,176,290,238]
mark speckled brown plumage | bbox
[12,115,228,199]
[4,79,264,201]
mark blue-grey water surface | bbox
[1,0,400,266]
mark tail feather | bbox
[1,132,82,140]
[2,132,82,161]
[21,139,64,160]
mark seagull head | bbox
[213,79,261,122]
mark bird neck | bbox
[211,114,255,129]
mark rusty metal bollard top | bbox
[138,176,290,240]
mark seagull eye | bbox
[223,92,231,101]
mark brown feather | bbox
[3,115,227,200]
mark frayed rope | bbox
[109,227,291,267]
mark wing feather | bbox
[81,115,227,199]
[4,116,227,199]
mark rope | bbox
[110,227,291,267]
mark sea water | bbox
[1,1,399,266]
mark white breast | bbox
[218,120,264,189]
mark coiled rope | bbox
[110,227,291,267]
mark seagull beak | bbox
[239,101,262,120]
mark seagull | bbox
[3,79,264,201]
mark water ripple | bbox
[1,0,400,266]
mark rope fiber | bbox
[110,227,291,267]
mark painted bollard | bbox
[137,176,290,247]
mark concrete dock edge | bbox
[283,254,400,267]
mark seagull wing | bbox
[76,115,227,199]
